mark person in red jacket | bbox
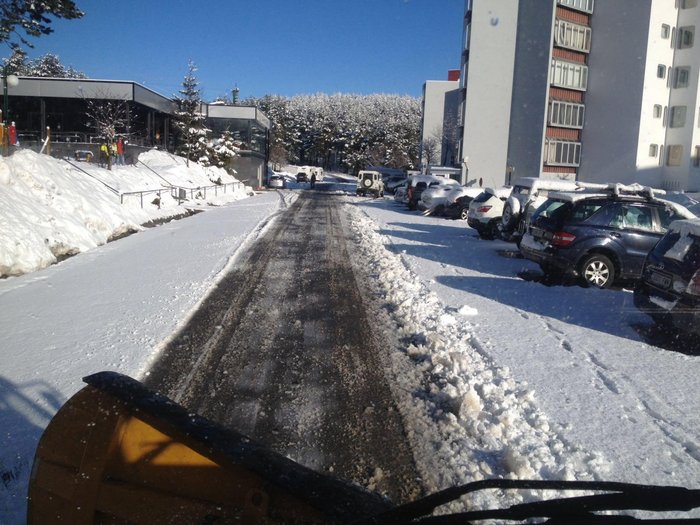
[8,122,17,146]
[116,136,125,165]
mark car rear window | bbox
[654,230,700,266]
[532,198,570,224]
[473,192,492,203]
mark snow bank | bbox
[345,202,609,511]
[0,150,250,278]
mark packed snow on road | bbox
[0,151,698,522]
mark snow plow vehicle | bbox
[28,372,700,524]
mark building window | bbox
[551,59,589,90]
[657,64,666,78]
[666,145,683,166]
[557,0,594,14]
[653,104,662,118]
[545,139,581,166]
[554,19,592,53]
[649,144,659,157]
[678,26,695,48]
[659,145,664,166]
[549,100,585,128]
[694,146,700,167]
[682,0,698,8]
[663,106,668,126]
[661,24,671,38]
[670,106,687,127]
[674,66,691,88]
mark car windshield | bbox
[473,192,492,203]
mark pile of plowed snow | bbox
[0,149,250,277]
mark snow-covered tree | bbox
[0,1,84,50]
[2,50,86,78]
[212,130,240,171]
[173,61,210,167]
[247,92,421,173]
[84,90,132,170]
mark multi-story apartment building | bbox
[581,0,700,191]
[451,0,700,191]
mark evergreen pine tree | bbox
[213,130,240,172]
[173,61,210,166]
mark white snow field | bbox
[0,154,697,521]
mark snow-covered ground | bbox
[0,156,698,521]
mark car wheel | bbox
[459,207,469,220]
[580,254,615,288]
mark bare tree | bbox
[83,90,132,170]
[421,134,440,167]
[441,113,460,166]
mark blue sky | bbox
[17,0,464,101]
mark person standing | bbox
[116,136,125,165]
[310,172,316,189]
[8,122,17,146]
[99,142,108,168]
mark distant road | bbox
[145,191,421,503]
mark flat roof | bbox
[9,77,176,114]
[8,77,270,128]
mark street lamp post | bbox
[2,68,19,156]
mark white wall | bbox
[665,3,700,190]
[421,80,459,167]
[461,0,519,188]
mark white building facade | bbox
[457,0,700,191]
[420,80,460,169]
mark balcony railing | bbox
[557,0,594,14]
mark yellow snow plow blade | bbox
[28,371,392,524]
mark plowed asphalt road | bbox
[145,191,422,503]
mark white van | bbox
[500,177,581,242]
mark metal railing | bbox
[120,189,169,208]
[171,182,243,203]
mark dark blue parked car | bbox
[634,218,700,337]
[519,186,695,288]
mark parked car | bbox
[393,182,409,204]
[633,218,700,336]
[519,184,695,288]
[406,174,444,210]
[296,171,308,183]
[268,174,285,189]
[500,177,582,243]
[356,170,384,197]
[418,179,460,214]
[383,175,407,194]
[467,187,512,239]
[444,187,487,220]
